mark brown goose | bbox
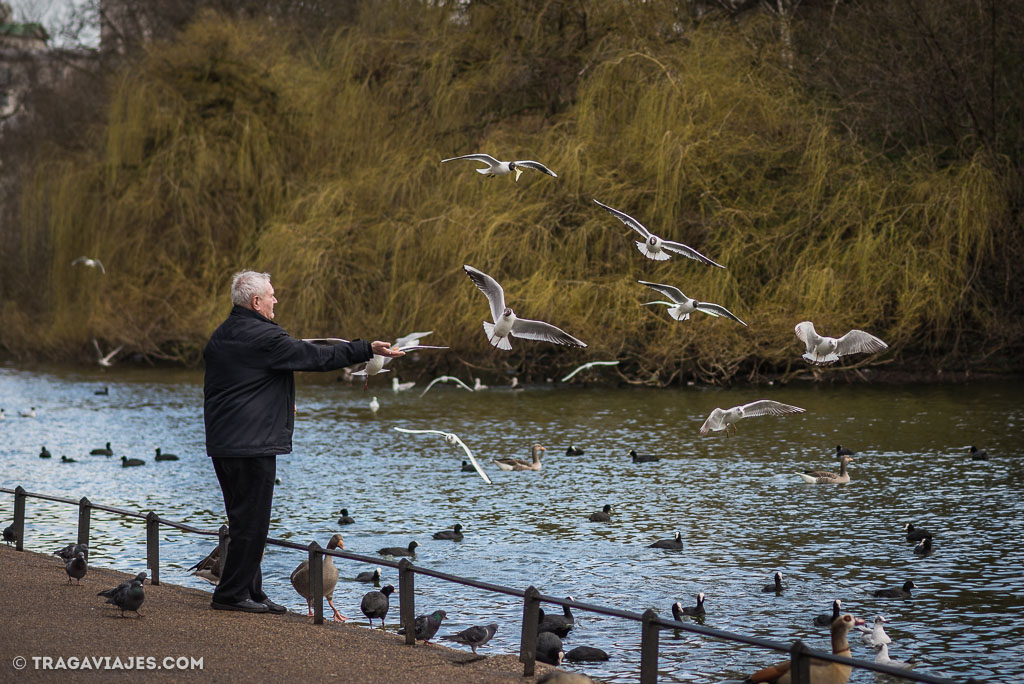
[799,454,854,484]
[494,444,545,471]
[745,613,864,684]
[290,533,346,622]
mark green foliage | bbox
[3,2,1017,381]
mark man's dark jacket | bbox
[203,305,372,457]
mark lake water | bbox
[1,364,1022,682]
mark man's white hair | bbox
[231,271,272,308]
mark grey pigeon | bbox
[54,542,89,561]
[98,572,148,599]
[536,631,564,665]
[565,646,610,662]
[360,584,395,629]
[399,609,447,642]
[2,523,15,546]
[441,623,498,654]
[66,551,87,584]
[105,579,146,617]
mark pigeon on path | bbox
[66,551,87,584]
[399,609,447,643]
[441,623,499,654]
[54,542,89,562]
[105,579,146,617]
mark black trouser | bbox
[211,455,276,605]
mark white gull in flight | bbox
[794,321,888,366]
[593,199,724,267]
[393,428,491,484]
[441,154,557,181]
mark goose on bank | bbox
[290,533,346,621]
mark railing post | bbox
[519,585,541,677]
[146,512,160,586]
[640,608,660,684]
[789,640,811,684]
[308,541,324,624]
[217,525,229,580]
[13,486,26,551]
[398,558,416,644]
[77,497,91,550]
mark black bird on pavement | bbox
[441,623,499,654]
[66,551,88,584]
[360,584,395,629]
[3,523,16,545]
[399,609,447,643]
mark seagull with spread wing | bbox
[463,265,587,351]
[593,199,724,267]
[441,154,557,181]
[699,400,806,436]
[393,428,491,484]
[351,344,449,390]
[72,256,106,273]
[92,338,124,367]
[419,375,474,397]
[794,321,889,366]
[561,361,619,383]
[638,281,746,326]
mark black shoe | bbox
[211,598,268,613]
[258,597,287,614]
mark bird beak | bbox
[514,168,523,182]
[854,618,867,626]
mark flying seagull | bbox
[92,338,124,368]
[72,256,105,273]
[419,375,474,397]
[560,361,619,383]
[638,281,745,325]
[394,428,492,484]
[699,400,806,436]
[794,321,889,366]
[351,345,448,390]
[441,153,557,181]
[463,265,587,351]
[593,199,724,267]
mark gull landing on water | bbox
[393,428,491,484]
[561,361,619,383]
[419,375,474,398]
[92,338,124,367]
[699,400,806,436]
[794,321,888,366]
[638,281,746,326]
[463,265,587,351]
[71,256,105,273]
[593,199,724,268]
[440,154,557,182]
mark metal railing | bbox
[2,485,976,684]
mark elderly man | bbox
[203,270,402,613]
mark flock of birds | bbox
[29,440,179,467]
[20,156,985,682]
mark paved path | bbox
[0,545,562,682]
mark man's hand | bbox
[371,340,405,358]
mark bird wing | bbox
[637,280,686,304]
[514,160,557,177]
[593,199,651,239]
[561,361,618,382]
[510,317,588,348]
[395,345,449,352]
[91,337,103,359]
[836,329,888,356]
[419,375,473,397]
[693,301,746,326]
[394,331,433,348]
[393,428,491,484]
[102,345,124,364]
[794,321,818,349]
[72,256,87,265]
[441,153,500,165]
[302,337,351,345]
[660,240,725,269]
[699,408,725,434]
[95,259,106,274]
[738,400,806,418]
[463,265,506,323]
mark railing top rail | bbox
[2,485,969,684]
